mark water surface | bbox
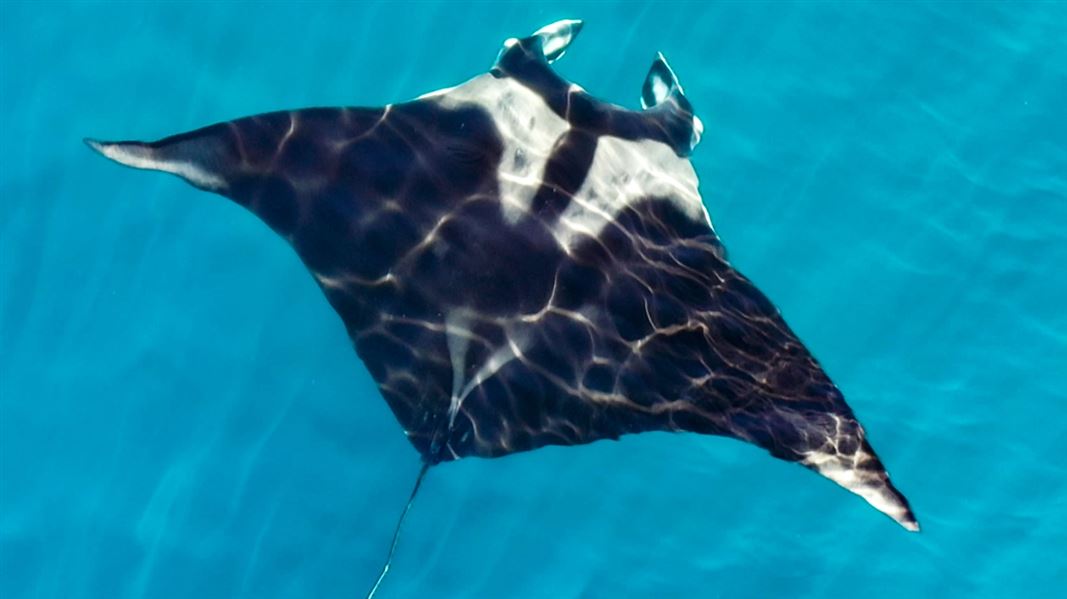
[2,2,1066,597]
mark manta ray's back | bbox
[88,20,918,532]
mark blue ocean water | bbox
[2,1,1065,597]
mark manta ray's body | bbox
[89,21,917,532]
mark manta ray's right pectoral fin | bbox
[85,122,240,194]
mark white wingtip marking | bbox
[803,450,919,532]
[87,140,226,191]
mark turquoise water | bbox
[2,1,1066,597]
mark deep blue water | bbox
[2,1,1066,597]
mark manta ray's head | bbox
[491,19,703,155]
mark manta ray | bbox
[88,18,918,590]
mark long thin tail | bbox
[365,462,431,599]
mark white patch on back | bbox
[424,77,710,246]
[555,136,711,250]
[444,309,474,427]
[429,74,570,223]
[443,308,529,434]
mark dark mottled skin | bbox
[91,27,916,529]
